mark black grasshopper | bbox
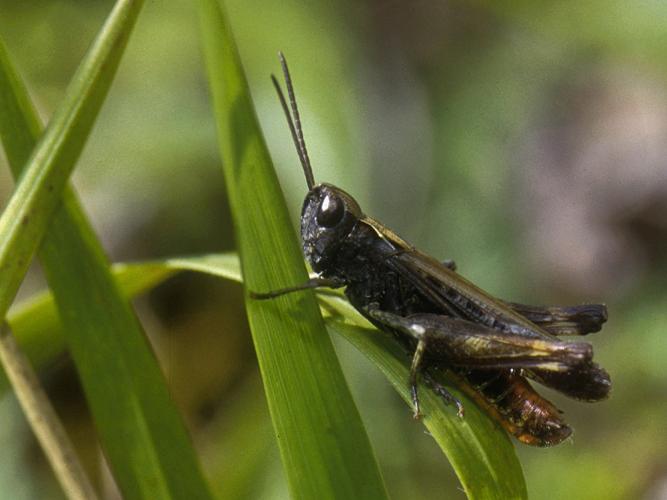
[255,53,611,447]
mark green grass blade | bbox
[2,262,177,394]
[10,253,527,498]
[204,376,278,499]
[0,0,144,319]
[0,6,213,499]
[2,258,223,396]
[198,1,388,498]
[175,256,527,498]
[8,253,527,497]
[328,320,528,499]
[0,323,99,500]
[168,256,526,498]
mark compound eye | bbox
[316,193,345,227]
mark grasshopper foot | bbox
[410,383,422,419]
[423,372,465,417]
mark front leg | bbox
[250,277,343,299]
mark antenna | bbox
[271,52,315,189]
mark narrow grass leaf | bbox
[8,252,528,498]
[169,256,527,498]
[328,320,528,499]
[0,7,213,499]
[0,0,137,319]
[198,1,388,498]
[0,323,99,500]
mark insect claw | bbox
[423,372,465,417]
[410,383,423,419]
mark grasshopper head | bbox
[300,183,362,273]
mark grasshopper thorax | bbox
[300,183,362,273]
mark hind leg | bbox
[422,371,465,417]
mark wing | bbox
[427,262,606,335]
[361,215,611,398]
[524,364,611,401]
[362,214,558,342]
[364,215,608,339]
[507,302,608,336]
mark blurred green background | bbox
[1,1,666,498]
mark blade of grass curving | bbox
[8,252,526,497]
[0,7,213,499]
[203,375,278,499]
[164,255,526,498]
[2,257,227,395]
[327,319,528,499]
[198,1,387,498]
[0,0,138,319]
[170,255,526,498]
[1,262,178,394]
[0,323,99,500]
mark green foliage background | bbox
[0,1,666,499]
